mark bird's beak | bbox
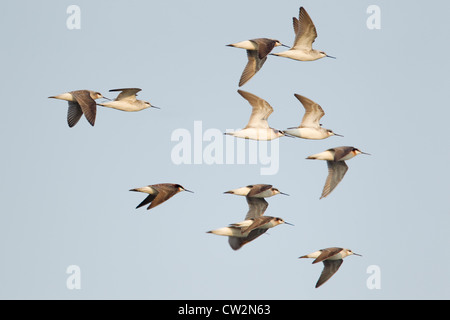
[281,131,296,138]
[152,105,161,109]
[184,189,194,193]
[361,152,371,155]
[353,253,362,257]
[326,55,336,59]
[333,133,344,137]
[280,44,290,48]
[102,96,112,101]
[284,221,294,226]
[279,192,290,196]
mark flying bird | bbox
[299,247,361,288]
[307,146,370,199]
[284,94,342,139]
[271,7,335,61]
[98,88,159,112]
[225,90,285,140]
[227,38,288,86]
[207,215,293,248]
[213,184,290,250]
[49,90,106,127]
[130,183,193,210]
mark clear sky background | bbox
[0,1,449,299]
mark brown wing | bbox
[136,193,158,209]
[292,7,318,50]
[332,146,355,161]
[312,247,344,264]
[320,161,348,199]
[147,184,179,210]
[238,90,273,129]
[109,88,141,102]
[315,259,344,288]
[70,90,97,126]
[246,184,273,197]
[67,101,83,128]
[294,94,325,128]
[240,216,272,234]
[244,197,268,220]
[239,50,267,87]
[228,228,268,250]
[252,38,277,59]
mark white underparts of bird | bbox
[225,90,285,141]
[98,88,158,112]
[284,94,342,140]
[270,7,335,61]
[306,146,370,199]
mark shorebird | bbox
[129,183,193,210]
[224,184,289,198]
[207,216,293,246]
[218,185,289,250]
[227,38,289,86]
[271,7,335,61]
[98,88,159,112]
[284,94,342,140]
[299,247,361,288]
[225,90,285,140]
[48,90,106,127]
[307,146,370,199]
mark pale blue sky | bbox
[0,1,449,299]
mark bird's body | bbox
[211,185,290,250]
[49,90,105,127]
[271,7,335,61]
[300,247,361,288]
[224,184,288,198]
[207,216,290,238]
[99,88,157,112]
[225,90,284,141]
[130,183,193,210]
[307,146,369,199]
[284,94,342,140]
[227,38,287,86]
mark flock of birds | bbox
[48,7,368,289]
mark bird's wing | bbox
[316,259,344,288]
[109,88,141,102]
[146,184,178,210]
[312,247,344,263]
[332,146,355,162]
[320,161,348,199]
[70,90,97,126]
[228,228,268,250]
[67,101,83,128]
[246,184,273,197]
[292,7,318,50]
[136,193,158,209]
[239,50,267,87]
[253,38,277,59]
[240,216,272,234]
[245,197,269,220]
[295,94,324,128]
[238,90,273,129]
